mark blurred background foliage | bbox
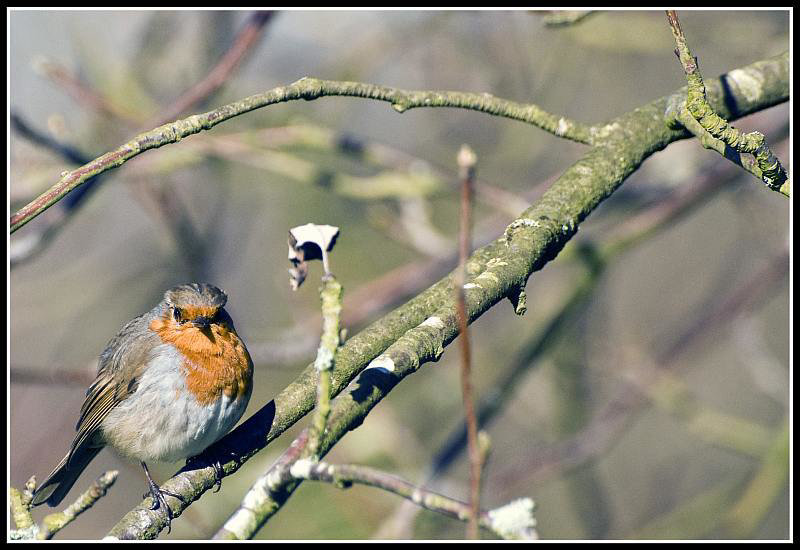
[9,10,789,540]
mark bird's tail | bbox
[31,445,103,507]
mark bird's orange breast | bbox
[149,314,252,406]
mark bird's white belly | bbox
[100,345,249,463]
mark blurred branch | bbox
[100,54,787,538]
[250,124,531,216]
[654,241,789,365]
[32,56,142,124]
[629,414,788,539]
[618,352,773,457]
[721,415,789,538]
[384,198,453,257]
[10,112,106,266]
[126,174,207,278]
[136,123,531,217]
[628,478,741,539]
[665,11,789,197]
[493,245,788,488]
[9,112,206,274]
[10,111,90,166]
[10,364,96,388]
[12,12,277,265]
[540,10,596,27]
[147,11,277,127]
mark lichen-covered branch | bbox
[9,471,118,540]
[105,52,787,539]
[8,480,36,540]
[307,275,343,458]
[665,10,789,197]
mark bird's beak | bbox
[192,316,212,329]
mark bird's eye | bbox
[173,307,183,323]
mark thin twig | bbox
[455,145,481,539]
[288,458,536,540]
[38,471,119,539]
[10,76,597,233]
[9,471,118,540]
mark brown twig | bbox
[455,145,481,539]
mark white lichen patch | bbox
[420,316,445,329]
[488,497,537,540]
[289,458,315,479]
[726,68,764,103]
[556,117,570,136]
[475,271,500,286]
[508,218,541,230]
[367,355,396,373]
[263,468,285,492]
[591,121,621,139]
[314,346,334,371]
[486,258,508,269]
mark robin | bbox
[31,283,253,531]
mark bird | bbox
[31,283,253,531]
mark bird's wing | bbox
[69,311,162,462]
